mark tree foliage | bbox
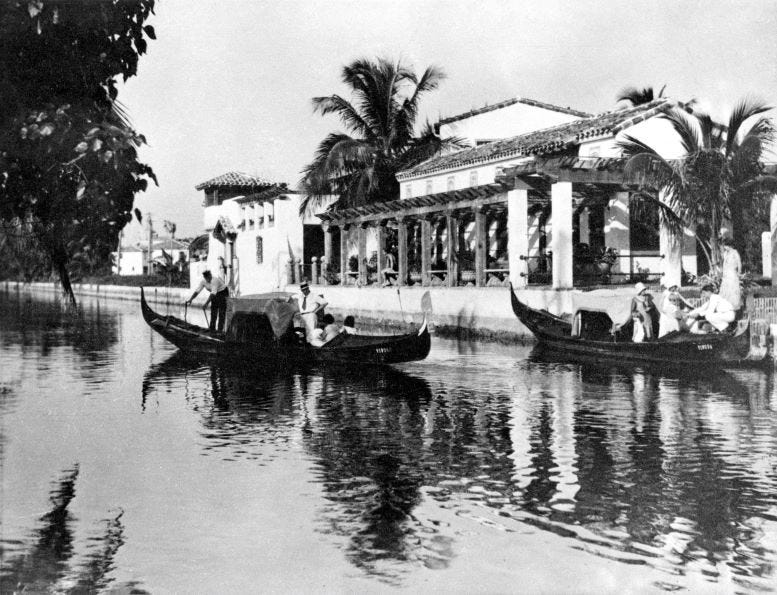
[619,98,777,271]
[0,0,157,304]
[299,57,464,215]
[617,85,667,106]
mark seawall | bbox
[5,281,777,355]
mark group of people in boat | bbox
[629,237,742,342]
[630,281,738,342]
[292,280,357,347]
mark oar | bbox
[396,287,406,324]
[183,301,188,323]
[202,304,209,328]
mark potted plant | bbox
[595,247,618,284]
[596,247,618,273]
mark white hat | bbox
[635,282,647,295]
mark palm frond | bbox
[660,108,702,153]
[616,86,654,106]
[312,95,374,140]
[726,97,772,155]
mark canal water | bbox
[1,291,776,593]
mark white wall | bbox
[229,194,305,295]
[439,101,583,146]
[112,251,144,275]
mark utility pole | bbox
[147,212,153,275]
[116,229,123,276]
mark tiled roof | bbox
[438,97,591,126]
[399,98,675,180]
[195,171,275,191]
[318,182,510,223]
[233,183,296,203]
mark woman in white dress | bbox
[658,284,691,337]
[718,237,742,311]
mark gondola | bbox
[140,287,430,366]
[509,285,768,367]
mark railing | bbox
[520,255,552,286]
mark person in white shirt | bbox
[687,284,735,333]
[658,284,691,337]
[293,281,327,342]
[186,270,229,332]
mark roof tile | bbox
[399,98,675,180]
[195,171,275,191]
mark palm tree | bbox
[619,98,777,270]
[299,58,463,215]
[617,85,667,106]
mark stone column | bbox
[551,182,573,289]
[421,218,432,286]
[605,191,630,279]
[397,216,408,286]
[659,196,682,288]
[339,224,349,285]
[474,205,487,286]
[375,221,385,285]
[311,257,319,285]
[446,212,459,287]
[508,188,529,288]
[579,207,590,245]
[322,223,332,275]
[357,223,367,285]
[771,194,777,286]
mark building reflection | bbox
[139,349,777,585]
[0,466,143,593]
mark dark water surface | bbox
[2,291,776,593]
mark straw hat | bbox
[635,282,647,295]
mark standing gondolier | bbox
[186,270,229,332]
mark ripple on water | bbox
[2,292,777,590]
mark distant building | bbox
[112,238,190,276]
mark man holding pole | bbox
[186,270,229,332]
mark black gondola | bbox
[509,284,768,367]
[140,287,430,366]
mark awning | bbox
[213,216,237,243]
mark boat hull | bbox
[510,286,766,367]
[141,288,430,366]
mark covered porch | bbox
[311,157,694,290]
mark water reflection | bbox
[3,292,777,590]
[139,348,777,587]
[0,466,144,593]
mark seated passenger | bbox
[688,284,735,333]
[322,313,340,342]
[631,282,657,341]
[658,284,691,337]
[382,253,397,287]
[341,315,357,334]
[308,327,326,347]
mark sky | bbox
[119,0,777,243]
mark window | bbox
[447,176,455,191]
[425,179,433,195]
[266,201,275,226]
[256,236,263,264]
[256,203,264,227]
[469,170,478,187]
[404,184,412,199]
[241,206,247,228]
[248,204,255,228]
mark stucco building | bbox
[192,171,324,294]
[316,96,698,291]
